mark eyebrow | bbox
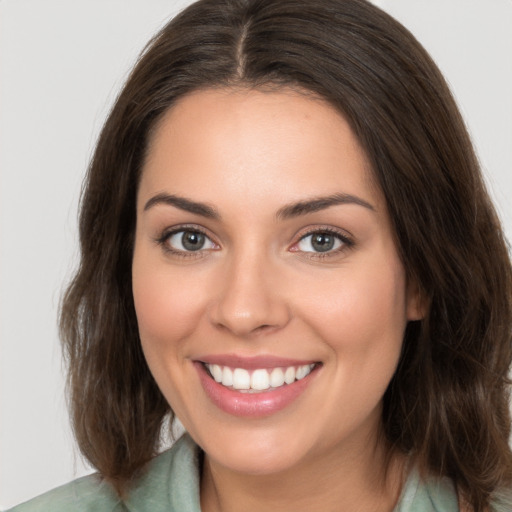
[143,192,375,220]
[275,193,375,220]
[144,193,220,219]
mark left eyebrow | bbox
[276,193,376,220]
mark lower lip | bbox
[195,362,318,418]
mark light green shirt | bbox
[7,434,512,511]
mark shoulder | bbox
[6,434,201,512]
[396,468,459,512]
[395,466,512,512]
[5,473,121,512]
[490,487,512,512]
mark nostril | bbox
[213,321,278,336]
[208,278,292,336]
[255,324,272,331]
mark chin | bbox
[192,423,312,476]
[209,444,305,476]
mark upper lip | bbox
[196,354,318,369]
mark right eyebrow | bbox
[143,193,220,219]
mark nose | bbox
[208,249,291,337]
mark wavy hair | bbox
[60,0,512,509]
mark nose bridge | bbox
[210,240,289,336]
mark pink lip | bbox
[194,358,319,418]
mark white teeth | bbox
[251,369,270,390]
[206,363,315,392]
[284,366,295,384]
[211,364,223,383]
[222,366,233,386]
[296,365,309,380]
[270,368,285,388]
[232,368,251,390]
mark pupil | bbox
[312,233,334,252]
[182,231,205,251]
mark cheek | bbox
[301,263,407,339]
[132,248,208,357]
[131,247,212,417]
[295,256,408,386]
[133,273,194,344]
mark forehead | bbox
[139,87,383,214]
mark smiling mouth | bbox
[204,363,317,393]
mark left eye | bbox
[166,230,216,252]
[297,232,344,253]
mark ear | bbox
[406,278,427,321]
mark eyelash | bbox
[155,225,355,260]
[293,227,355,259]
[155,225,216,259]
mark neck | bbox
[200,432,406,512]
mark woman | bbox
[8,0,512,510]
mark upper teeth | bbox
[206,364,315,392]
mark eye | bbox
[296,230,351,254]
[164,229,216,253]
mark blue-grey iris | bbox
[182,231,205,251]
[311,233,335,252]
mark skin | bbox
[132,88,424,512]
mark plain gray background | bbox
[1,0,511,508]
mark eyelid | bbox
[155,224,219,257]
[290,226,355,257]
[154,223,354,259]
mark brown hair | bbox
[60,0,512,509]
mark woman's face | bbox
[132,88,422,475]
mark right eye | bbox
[163,229,216,253]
